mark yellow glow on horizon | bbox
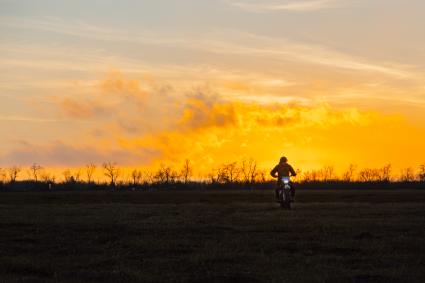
[2,69,425,180]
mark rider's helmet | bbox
[280,156,288,163]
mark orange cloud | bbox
[100,70,149,102]
[19,71,425,178]
[122,99,421,175]
[61,98,98,119]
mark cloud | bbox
[100,70,149,102]
[31,73,376,169]
[178,98,238,130]
[1,68,423,174]
[1,17,414,78]
[0,141,160,167]
[0,116,65,123]
[61,98,99,119]
[226,0,340,12]
[59,70,150,120]
[2,82,425,174]
[121,96,374,170]
[122,97,425,173]
[192,31,412,78]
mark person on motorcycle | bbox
[270,156,297,201]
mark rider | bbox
[270,156,297,201]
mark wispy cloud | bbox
[1,17,413,79]
[190,31,413,78]
[0,116,66,123]
[225,0,340,12]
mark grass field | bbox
[0,189,424,283]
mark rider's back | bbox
[271,162,296,179]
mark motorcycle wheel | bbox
[282,191,291,209]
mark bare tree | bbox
[241,158,257,184]
[303,170,320,182]
[154,164,169,184]
[400,167,415,182]
[378,164,392,182]
[359,168,377,182]
[86,163,96,183]
[30,163,43,182]
[0,168,6,183]
[320,166,335,181]
[208,170,219,184]
[8,166,21,183]
[103,162,120,186]
[180,159,193,184]
[256,169,267,183]
[304,166,335,182]
[154,164,179,184]
[144,171,155,184]
[73,169,82,182]
[220,162,240,183]
[131,169,143,186]
[63,169,74,183]
[419,164,425,182]
[342,164,357,182]
[41,170,55,183]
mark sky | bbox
[1,0,425,178]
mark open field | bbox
[0,189,424,283]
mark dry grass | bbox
[0,189,424,282]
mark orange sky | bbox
[1,1,425,180]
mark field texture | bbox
[0,189,424,283]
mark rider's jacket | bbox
[270,162,296,184]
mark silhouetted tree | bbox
[62,169,82,183]
[8,166,21,183]
[304,167,334,182]
[342,164,357,182]
[320,166,335,181]
[41,170,55,183]
[359,168,374,182]
[154,164,178,184]
[208,170,219,184]
[30,163,43,182]
[85,163,96,183]
[303,170,320,182]
[73,169,82,182]
[241,158,257,184]
[257,169,267,183]
[378,164,392,182]
[131,169,143,186]
[419,164,425,182]
[400,167,415,182]
[103,162,120,186]
[180,159,192,184]
[144,171,155,184]
[220,162,240,183]
[63,169,73,183]
[0,168,6,183]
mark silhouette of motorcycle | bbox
[277,176,292,209]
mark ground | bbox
[0,189,424,283]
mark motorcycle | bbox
[278,176,292,209]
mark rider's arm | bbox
[289,165,297,176]
[270,166,278,178]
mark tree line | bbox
[1,160,425,188]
